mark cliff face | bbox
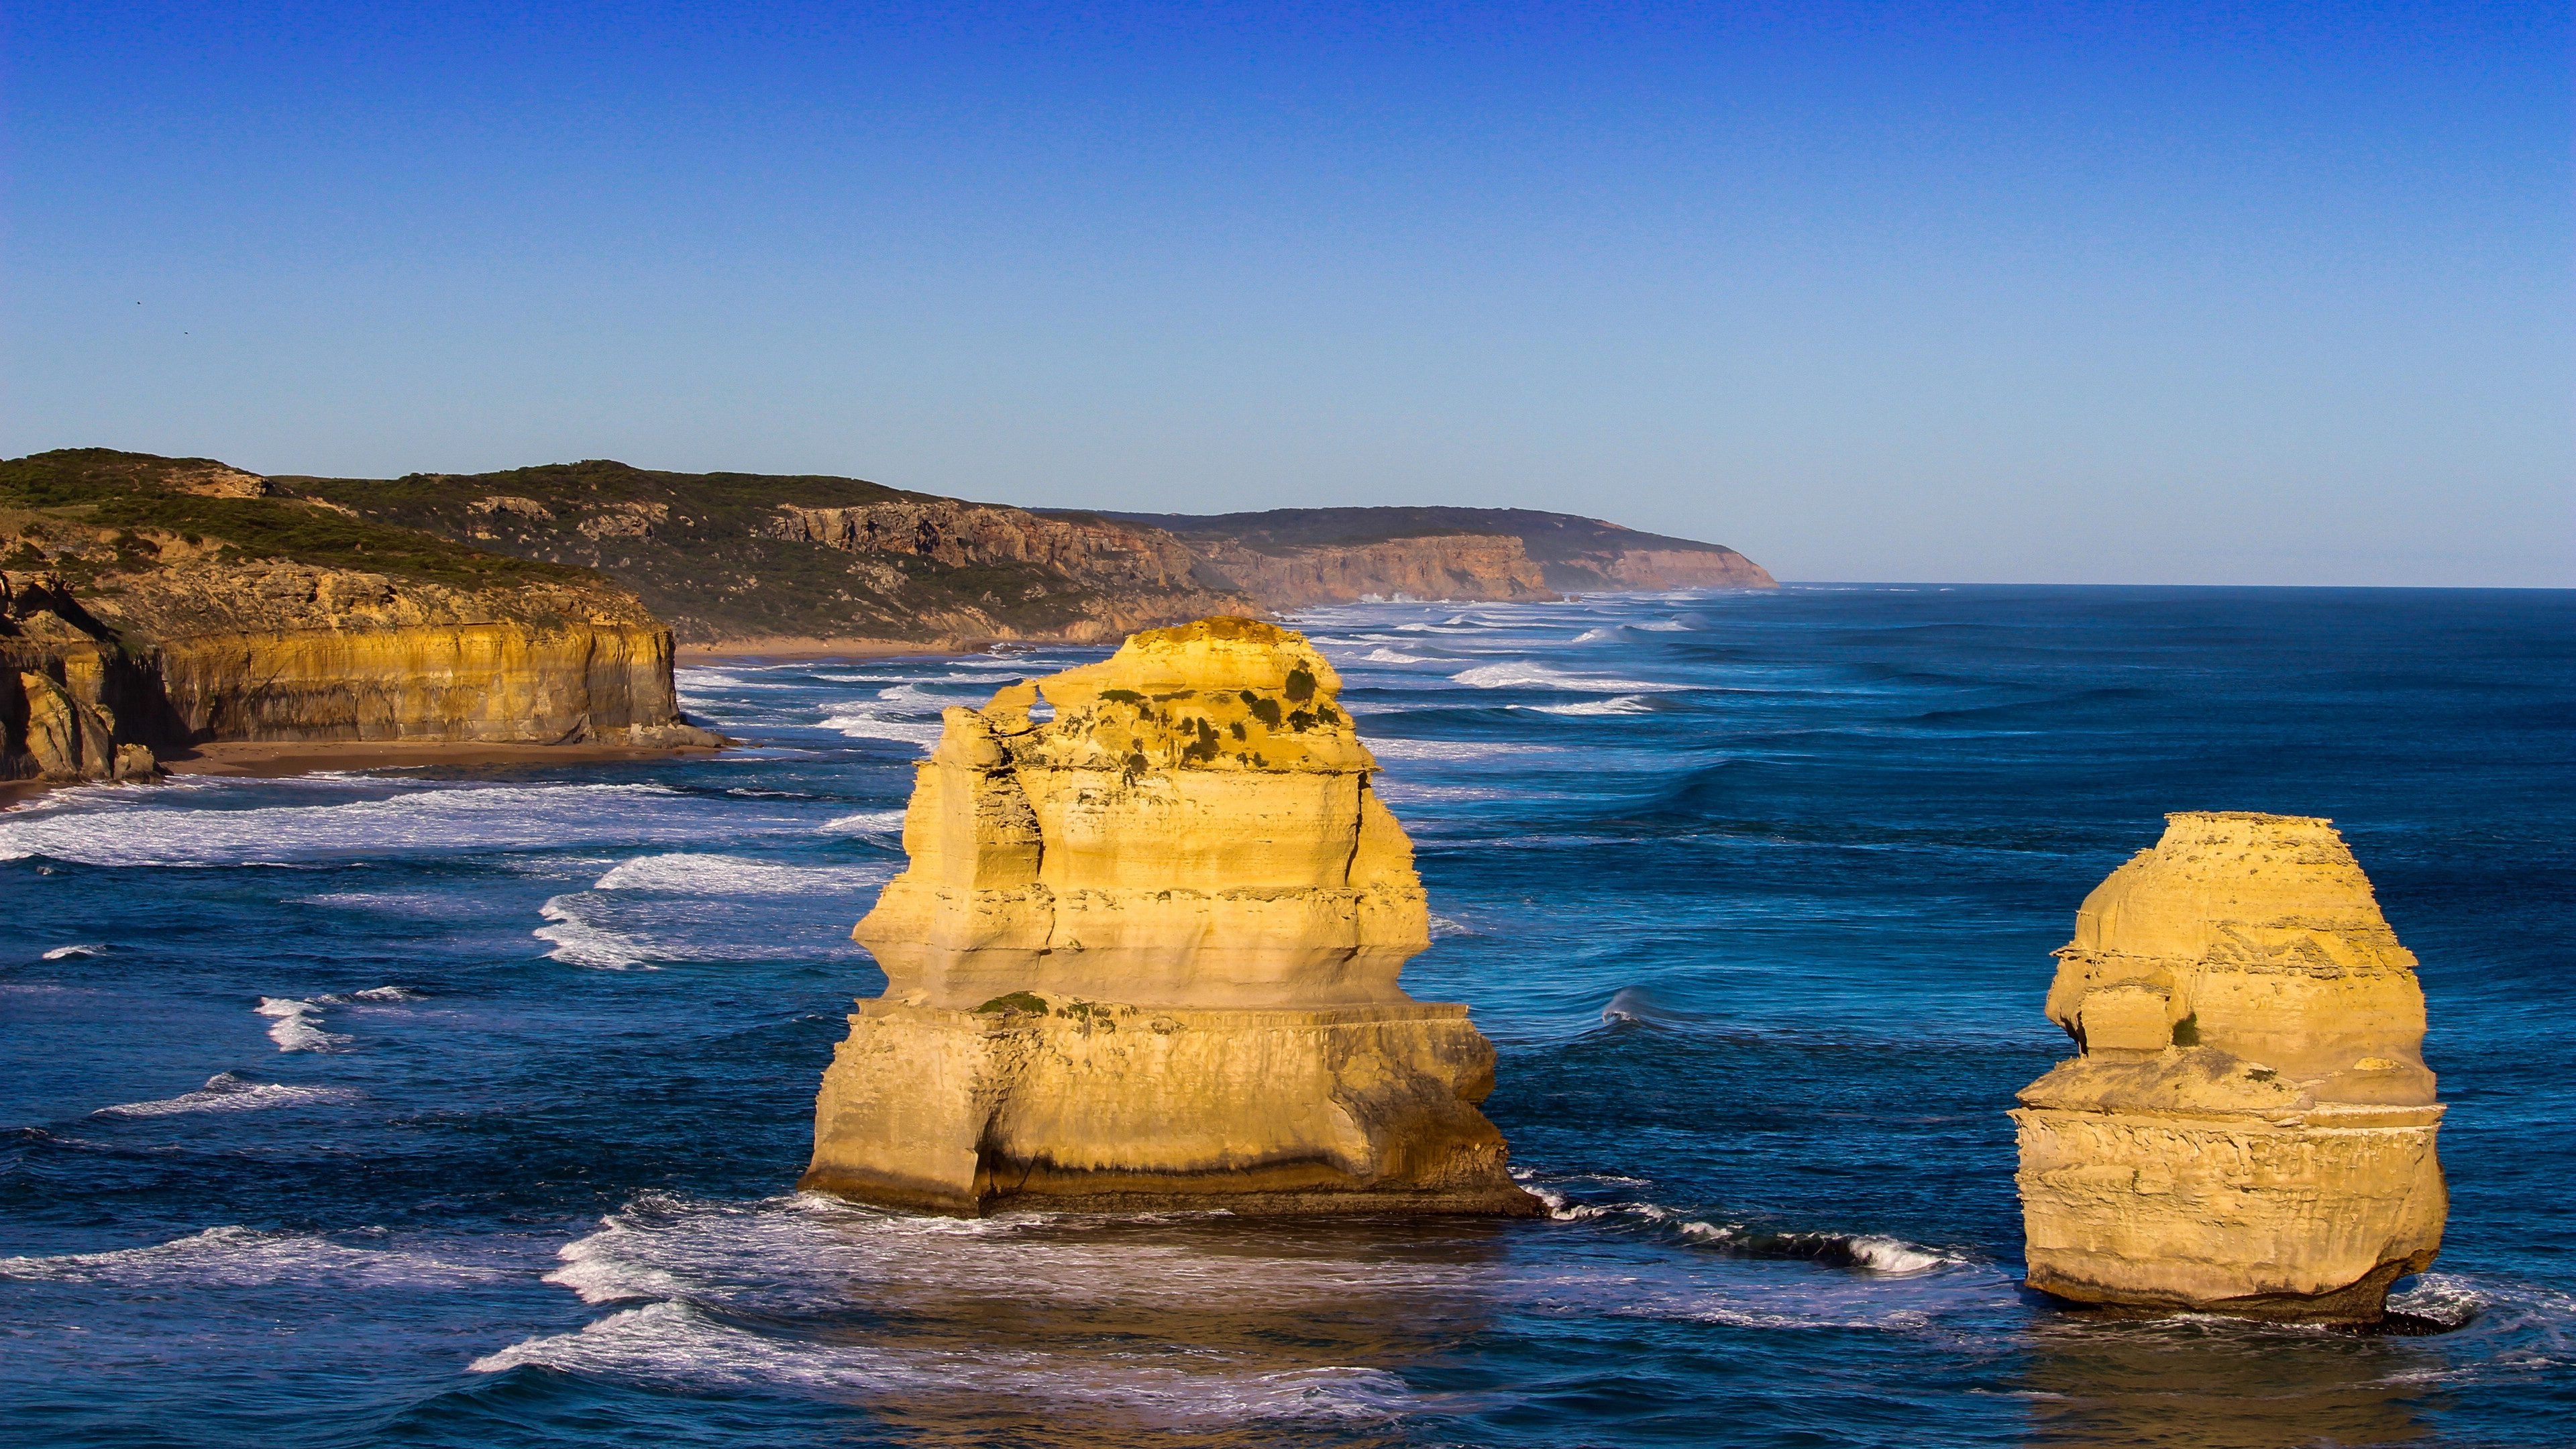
[802,616,1539,1217]
[2011,812,2446,1324]
[1,450,713,782]
[2,574,161,783]
[1181,533,1552,609]
[766,499,1247,642]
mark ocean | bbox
[2,584,2569,1448]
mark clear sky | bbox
[5,2,2567,584]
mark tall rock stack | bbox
[801,616,1538,1218]
[2012,812,2447,1323]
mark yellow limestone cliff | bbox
[2012,812,2445,1323]
[801,616,1540,1217]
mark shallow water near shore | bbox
[3,584,2570,1448]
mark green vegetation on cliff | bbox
[0,449,590,591]
[279,460,1220,643]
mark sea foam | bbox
[94,1072,362,1118]
[1450,661,1686,692]
[256,997,352,1052]
[590,853,893,897]
[0,1226,508,1288]
[0,781,719,867]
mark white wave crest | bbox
[1360,738,1552,761]
[0,782,714,867]
[535,896,661,970]
[41,943,104,960]
[592,853,892,897]
[470,1299,1413,1419]
[1843,1236,1954,1274]
[818,710,949,749]
[0,1225,506,1287]
[94,1072,361,1118]
[1637,618,1691,631]
[1572,627,1621,643]
[347,985,424,1002]
[1360,647,1430,663]
[1522,694,1656,717]
[1450,661,1685,692]
[818,809,908,834]
[256,997,351,1053]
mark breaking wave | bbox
[0,782,719,867]
[817,709,948,749]
[1451,661,1688,692]
[535,897,663,969]
[0,1226,508,1288]
[93,1072,362,1118]
[256,997,352,1053]
[1521,694,1658,716]
[591,853,892,896]
[818,808,907,833]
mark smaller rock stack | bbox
[1998,814,2442,1320]
[2012,812,2447,1323]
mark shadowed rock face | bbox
[802,616,1540,1218]
[2012,812,2446,1323]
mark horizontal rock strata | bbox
[2012,812,2446,1323]
[803,616,1538,1216]
[3,452,720,781]
[1184,534,1553,609]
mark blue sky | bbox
[5,2,2567,584]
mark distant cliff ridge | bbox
[1,450,714,783]
[256,460,1771,645]
[1107,506,1778,598]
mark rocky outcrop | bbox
[1,449,723,779]
[83,561,709,747]
[802,616,1539,1217]
[3,572,164,782]
[2012,812,2446,1324]
[1185,534,1553,608]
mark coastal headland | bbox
[3,449,718,788]
[5,446,1773,789]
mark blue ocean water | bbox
[3,584,2569,1448]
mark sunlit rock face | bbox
[802,616,1538,1218]
[2012,812,2447,1323]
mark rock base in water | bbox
[802,996,1534,1216]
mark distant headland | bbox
[3,447,1771,786]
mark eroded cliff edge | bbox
[802,616,1540,1216]
[2012,812,2446,1324]
[3,449,715,783]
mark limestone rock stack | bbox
[801,616,1538,1217]
[2012,812,2446,1322]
